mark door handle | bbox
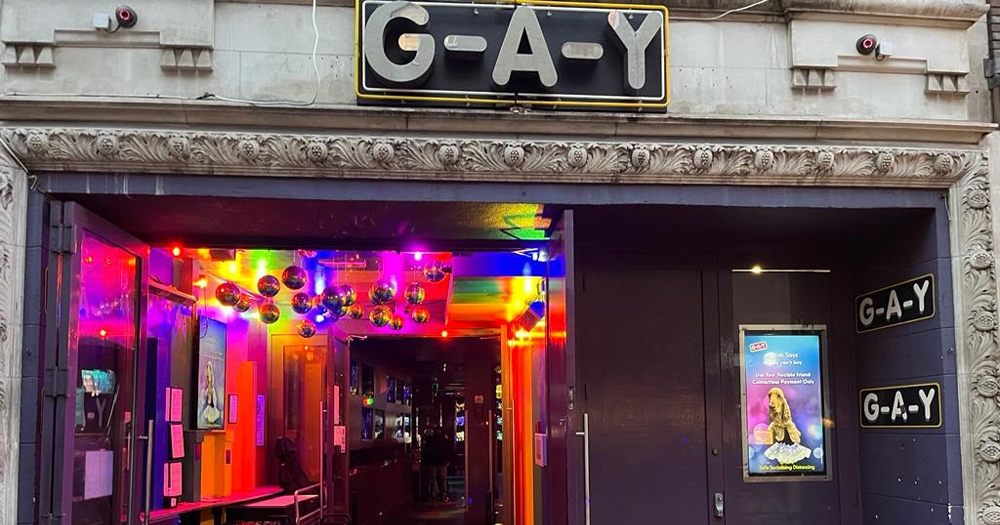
[574,412,591,525]
[140,419,154,525]
[713,492,724,518]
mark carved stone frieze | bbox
[0,127,986,188]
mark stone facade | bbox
[1,1,998,524]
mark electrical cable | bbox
[670,0,771,21]
[200,0,321,106]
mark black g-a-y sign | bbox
[860,383,941,428]
[356,0,669,110]
[856,274,935,333]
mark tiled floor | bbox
[391,477,467,524]
[393,501,467,525]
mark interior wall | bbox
[851,211,963,524]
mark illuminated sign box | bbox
[740,326,831,482]
[355,0,669,110]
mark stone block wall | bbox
[0,0,990,125]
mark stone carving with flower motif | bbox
[0,128,983,189]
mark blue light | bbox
[314,269,326,295]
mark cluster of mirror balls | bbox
[214,260,449,338]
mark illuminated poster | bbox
[741,327,827,480]
[196,317,227,430]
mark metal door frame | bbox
[41,201,150,525]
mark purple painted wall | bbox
[853,210,963,525]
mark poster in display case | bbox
[740,325,830,482]
[195,317,227,430]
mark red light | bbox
[99,329,108,338]
[440,330,449,338]
[171,246,182,257]
[86,256,93,264]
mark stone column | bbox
[957,135,999,525]
[0,146,26,525]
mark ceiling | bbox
[70,195,551,251]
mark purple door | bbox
[571,254,712,524]
[716,271,847,525]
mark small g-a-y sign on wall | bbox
[860,383,941,428]
[855,274,935,333]
[355,0,669,110]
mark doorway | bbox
[345,337,503,525]
[38,192,550,525]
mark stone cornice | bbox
[225,0,989,22]
[0,97,994,145]
[782,0,988,24]
[0,126,985,189]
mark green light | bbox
[363,397,375,406]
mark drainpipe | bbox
[985,0,1000,121]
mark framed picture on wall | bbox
[387,376,396,404]
[403,382,412,406]
[739,325,831,482]
[349,360,359,395]
[374,409,385,440]
[396,379,405,404]
[195,317,227,430]
[361,407,373,441]
[362,364,375,398]
[395,414,403,439]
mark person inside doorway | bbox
[424,426,454,502]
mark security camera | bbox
[115,5,137,28]
[856,34,878,55]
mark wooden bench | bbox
[227,483,322,525]
[146,486,284,524]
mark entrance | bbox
[38,199,554,525]
[31,187,952,525]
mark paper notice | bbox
[333,385,340,424]
[334,425,346,449]
[163,461,183,497]
[83,449,114,500]
[170,388,183,422]
[170,423,184,459]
